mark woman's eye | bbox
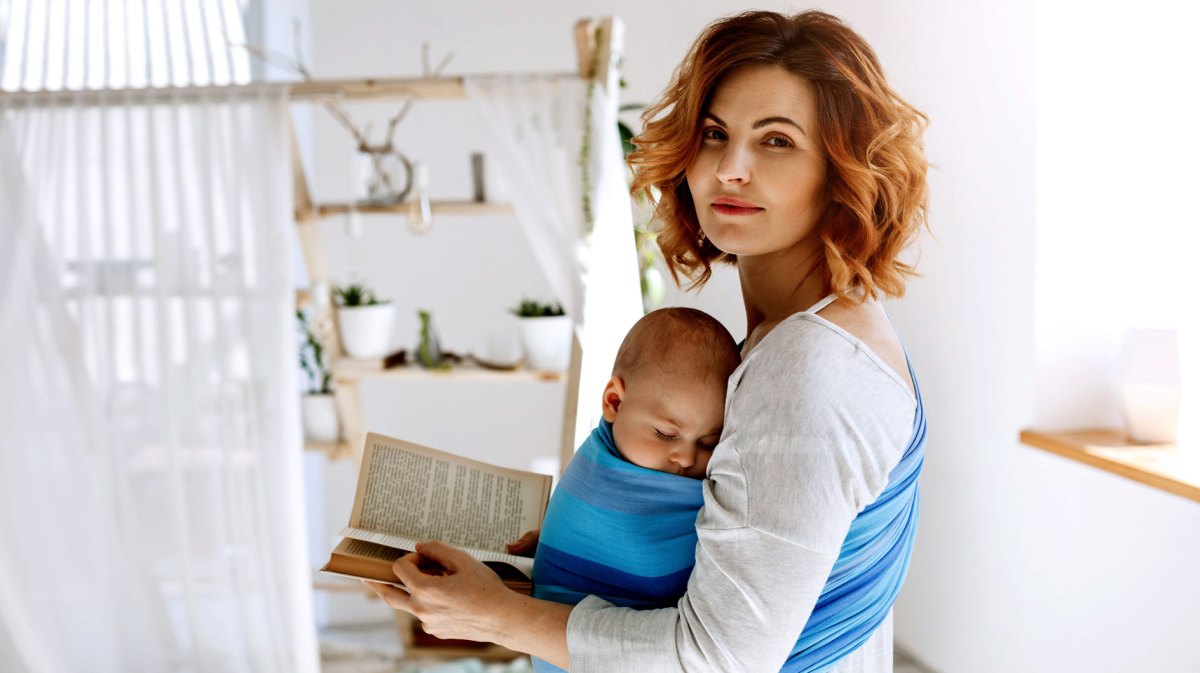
[701,127,726,142]
[654,429,677,440]
[765,135,793,148]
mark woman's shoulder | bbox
[719,308,919,547]
[737,304,915,407]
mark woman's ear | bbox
[601,376,625,423]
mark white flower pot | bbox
[301,393,340,443]
[1117,328,1182,444]
[337,304,396,359]
[518,315,573,372]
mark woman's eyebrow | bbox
[704,111,806,136]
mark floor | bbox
[320,621,939,672]
[895,645,939,673]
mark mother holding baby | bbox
[367,10,928,672]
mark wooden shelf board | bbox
[333,359,563,384]
[315,201,514,218]
[1019,428,1200,504]
[290,72,576,103]
[304,440,353,459]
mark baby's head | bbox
[601,308,741,478]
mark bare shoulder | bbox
[815,297,914,396]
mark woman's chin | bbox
[705,236,755,257]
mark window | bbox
[1035,1,1199,444]
[1,0,251,91]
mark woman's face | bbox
[685,65,827,258]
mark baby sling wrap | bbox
[532,418,704,673]
[533,320,925,672]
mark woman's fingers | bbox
[505,529,540,557]
[391,551,437,588]
[414,540,472,571]
[371,541,517,643]
[362,580,412,611]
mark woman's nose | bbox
[715,145,750,184]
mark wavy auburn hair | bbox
[630,10,929,300]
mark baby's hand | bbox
[505,529,540,557]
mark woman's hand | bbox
[505,529,540,557]
[362,540,520,643]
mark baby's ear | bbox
[600,376,625,422]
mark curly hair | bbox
[629,10,929,301]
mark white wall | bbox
[301,2,1200,669]
[861,2,1200,672]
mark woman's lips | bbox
[712,203,764,216]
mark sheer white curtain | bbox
[0,88,317,673]
[465,70,642,451]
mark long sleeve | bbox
[566,316,916,673]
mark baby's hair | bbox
[613,308,741,386]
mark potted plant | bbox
[297,309,340,443]
[510,298,572,372]
[334,282,396,359]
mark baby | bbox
[515,307,741,673]
[598,306,741,478]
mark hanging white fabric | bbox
[572,19,645,448]
[465,48,642,455]
[0,88,318,673]
[464,75,591,323]
[0,113,175,673]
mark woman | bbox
[367,10,928,672]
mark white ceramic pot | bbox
[484,320,524,367]
[301,393,340,443]
[337,304,396,359]
[1117,328,1181,444]
[518,315,573,372]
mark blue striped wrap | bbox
[781,358,926,672]
[532,418,703,672]
[533,359,925,673]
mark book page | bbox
[338,527,535,578]
[348,432,552,557]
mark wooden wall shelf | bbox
[1019,428,1200,504]
[314,201,514,218]
[332,358,563,383]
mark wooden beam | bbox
[0,72,581,108]
[574,19,597,80]
[290,117,314,221]
[333,381,368,464]
[558,330,584,478]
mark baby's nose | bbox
[671,446,696,468]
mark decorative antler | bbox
[227,25,454,149]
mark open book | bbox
[320,432,553,595]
